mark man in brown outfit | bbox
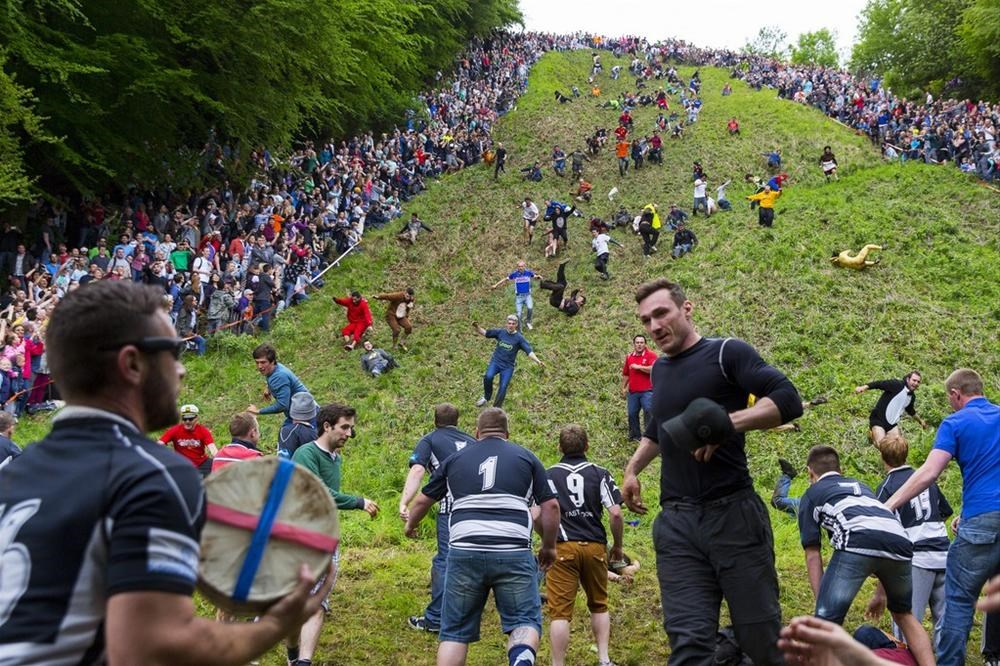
[374,288,415,350]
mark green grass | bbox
[18,50,1000,664]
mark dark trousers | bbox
[758,207,774,227]
[594,252,609,276]
[654,489,784,665]
[540,261,568,308]
[639,225,659,255]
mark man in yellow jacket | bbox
[746,185,781,227]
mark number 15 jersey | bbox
[547,455,622,544]
[421,436,555,553]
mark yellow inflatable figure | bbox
[831,244,883,269]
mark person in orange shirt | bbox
[616,140,630,176]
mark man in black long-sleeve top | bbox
[854,372,928,445]
[622,278,803,665]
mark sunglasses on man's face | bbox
[99,336,186,360]
[182,416,197,423]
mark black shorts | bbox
[524,218,537,227]
[869,413,896,431]
[552,227,568,242]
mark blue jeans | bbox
[423,513,450,626]
[816,551,912,624]
[772,474,800,516]
[938,510,1000,665]
[185,335,206,356]
[440,549,541,643]
[483,361,515,407]
[672,243,693,258]
[253,300,271,331]
[514,292,533,326]
[626,390,653,440]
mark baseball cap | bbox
[180,404,200,418]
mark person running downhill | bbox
[491,260,542,331]
[854,371,929,445]
[473,315,543,408]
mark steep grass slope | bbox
[20,50,999,665]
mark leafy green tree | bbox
[0,0,521,205]
[958,0,1000,98]
[850,0,979,96]
[790,29,840,68]
[743,25,789,59]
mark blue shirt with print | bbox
[508,269,535,295]
[486,329,532,370]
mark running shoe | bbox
[778,458,798,479]
[526,322,533,330]
[808,396,828,406]
[475,397,488,407]
[407,616,440,632]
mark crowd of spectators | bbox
[648,40,999,181]
[0,32,595,379]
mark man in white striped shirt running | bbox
[404,408,560,666]
[797,445,935,666]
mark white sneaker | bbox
[475,397,488,407]
[526,322,533,330]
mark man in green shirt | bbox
[170,240,194,273]
[289,403,378,666]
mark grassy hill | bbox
[19,50,1000,664]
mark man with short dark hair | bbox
[404,408,560,666]
[0,281,328,664]
[854,372,929,445]
[374,288,415,350]
[334,291,373,351]
[885,368,1000,666]
[544,424,624,666]
[247,343,309,426]
[621,335,657,442]
[290,402,379,666]
[622,278,803,664]
[798,445,934,665]
[399,403,478,633]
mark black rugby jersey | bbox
[409,425,477,514]
[798,472,912,561]
[546,455,622,543]
[0,407,205,664]
[877,465,952,570]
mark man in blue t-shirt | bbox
[491,260,542,330]
[473,315,543,408]
[404,408,560,666]
[885,368,1000,666]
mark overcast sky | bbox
[518,0,870,61]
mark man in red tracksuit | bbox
[334,290,373,350]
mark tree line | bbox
[0,0,520,208]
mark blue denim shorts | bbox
[439,548,541,643]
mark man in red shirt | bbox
[159,404,217,477]
[211,411,264,473]
[620,335,657,441]
[334,290,374,351]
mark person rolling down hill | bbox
[831,245,883,269]
[539,261,586,316]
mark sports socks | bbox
[508,644,536,666]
